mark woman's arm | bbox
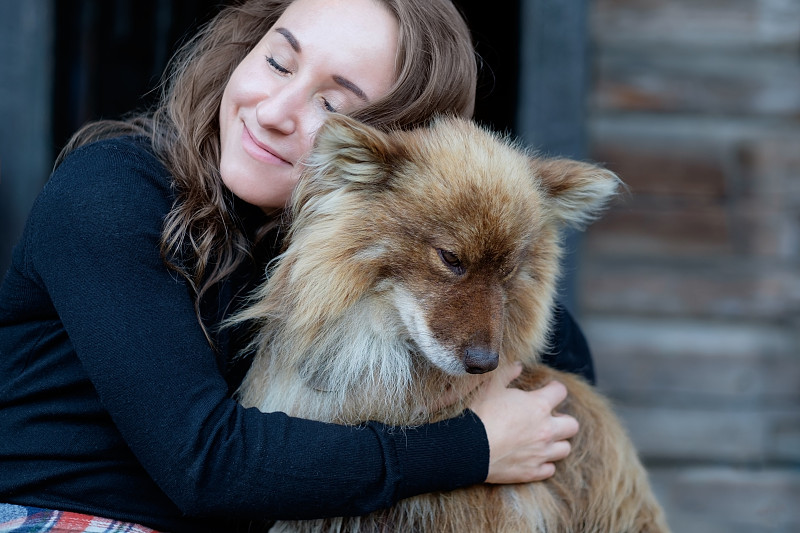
[24,138,488,521]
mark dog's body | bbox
[235,115,670,532]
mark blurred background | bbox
[582,2,799,532]
[1,1,798,531]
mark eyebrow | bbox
[275,28,300,52]
[274,27,370,103]
[333,75,368,102]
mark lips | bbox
[241,123,292,166]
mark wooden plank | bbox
[648,467,800,533]
[517,0,590,312]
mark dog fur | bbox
[233,114,671,532]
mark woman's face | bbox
[219,0,399,210]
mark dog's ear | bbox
[306,114,405,187]
[532,158,622,228]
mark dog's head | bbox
[284,114,619,377]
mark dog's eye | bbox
[437,249,466,275]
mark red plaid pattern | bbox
[0,504,161,533]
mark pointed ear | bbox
[532,157,622,228]
[305,114,405,186]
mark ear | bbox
[532,157,622,228]
[305,113,405,186]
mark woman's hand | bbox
[469,362,579,484]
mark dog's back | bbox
[236,115,670,532]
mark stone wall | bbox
[582,1,800,531]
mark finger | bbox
[528,462,556,482]
[535,380,568,409]
[552,413,580,440]
[547,440,572,463]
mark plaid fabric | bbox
[0,504,160,533]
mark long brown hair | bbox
[59,0,477,344]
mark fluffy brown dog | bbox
[234,115,671,532]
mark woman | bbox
[0,0,586,531]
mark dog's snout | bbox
[464,347,499,374]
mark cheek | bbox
[302,116,326,153]
[219,73,244,148]
[300,127,317,156]
[281,166,304,195]
[220,52,264,124]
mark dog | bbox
[233,114,671,532]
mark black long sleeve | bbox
[541,304,596,385]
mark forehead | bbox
[270,0,399,98]
[274,0,395,51]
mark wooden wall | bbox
[582,1,800,531]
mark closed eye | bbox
[321,98,337,113]
[437,248,466,276]
[265,56,291,75]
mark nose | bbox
[255,84,304,136]
[463,347,499,374]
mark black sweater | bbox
[0,136,593,532]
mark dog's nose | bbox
[464,347,499,374]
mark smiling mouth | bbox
[241,124,292,166]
